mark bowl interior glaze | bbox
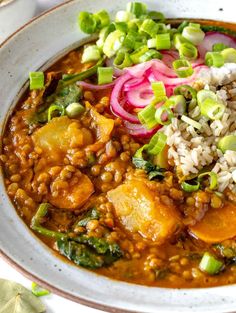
[1,1,236,312]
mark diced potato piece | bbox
[189,202,236,243]
[32,116,93,156]
[107,180,181,244]
[48,173,94,210]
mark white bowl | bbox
[1,1,236,312]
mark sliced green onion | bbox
[177,21,189,33]
[174,85,197,103]
[130,45,149,64]
[156,23,168,34]
[114,51,133,68]
[140,19,158,38]
[205,51,224,68]
[199,252,223,275]
[198,172,218,190]
[103,30,126,58]
[134,144,148,158]
[78,12,97,34]
[115,10,134,22]
[134,42,146,50]
[138,103,158,129]
[112,21,128,33]
[147,11,165,22]
[66,102,85,118]
[172,59,193,78]
[181,115,201,130]
[82,45,101,63]
[139,49,162,62]
[182,25,205,45]
[147,38,157,48]
[197,89,217,104]
[221,48,236,63]
[147,132,167,155]
[127,2,147,17]
[97,67,113,85]
[48,104,65,121]
[173,34,191,50]
[29,72,44,90]
[181,180,200,192]
[212,43,229,52]
[156,33,171,50]
[165,95,186,114]
[189,23,201,29]
[179,43,198,60]
[155,106,174,125]
[218,135,236,153]
[200,98,225,120]
[151,81,166,98]
[94,10,110,29]
[31,282,50,297]
[96,24,115,49]
[123,30,141,49]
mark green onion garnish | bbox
[139,49,162,62]
[114,51,133,68]
[174,85,197,106]
[179,42,198,60]
[155,106,174,125]
[147,11,165,22]
[48,104,65,122]
[147,38,157,48]
[218,135,236,153]
[130,46,149,64]
[221,47,236,63]
[151,81,166,98]
[138,103,158,129]
[181,180,200,192]
[172,59,193,78]
[126,2,147,17]
[156,33,171,50]
[205,51,224,68]
[81,45,101,63]
[123,30,141,49]
[97,67,113,85]
[115,10,134,22]
[182,25,205,45]
[181,115,201,130]
[212,43,229,52]
[31,282,50,297]
[199,252,223,275]
[199,98,225,120]
[147,132,167,155]
[78,12,97,34]
[103,30,126,58]
[29,72,44,90]
[173,34,191,50]
[198,172,218,190]
[165,95,186,115]
[197,89,217,104]
[140,19,158,38]
[66,102,85,118]
[94,10,110,29]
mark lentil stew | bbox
[2,3,236,288]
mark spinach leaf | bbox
[201,25,236,37]
[57,240,104,269]
[76,208,100,227]
[0,279,45,313]
[48,83,82,108]
[57,236,123,269]
[132,157,165,181]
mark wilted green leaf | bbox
[0,279,45,313]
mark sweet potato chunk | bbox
[32,116,93,156]
[48,172,94,210]
[189,202,236,243]
[107,180,181,244]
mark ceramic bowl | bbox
[1,1,236,312]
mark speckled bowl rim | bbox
[1,1,236,313]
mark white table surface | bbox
[0,1,105,312]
